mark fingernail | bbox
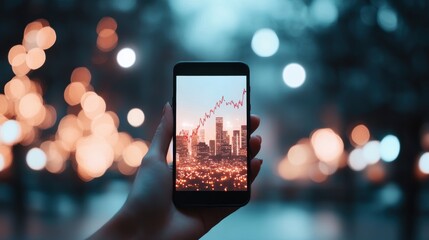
[163,102,169,114]
[258,159,263,165]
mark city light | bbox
[282,63,306,88]
[348,148,367,171]
[0,120,21,145]
[310,128,344,163]
[251,28,279,57]
[418,152,429,174]
[380,134,400,162]
[377,6,398,32]
[309,0,338,27]
[362,140,381,164]
[26,147,47,170]
[287,140,314,166]
[127,108,145,127]
[117,48,136,68]
[350,124,370,146]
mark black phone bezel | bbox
[172,62,251,207]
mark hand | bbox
[89,103,262,240]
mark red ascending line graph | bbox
[178,88,247,141]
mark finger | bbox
[249,135,261,160]
[249,158,263,183]
[250,114,260,134]
[146,103,173,158]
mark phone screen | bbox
[175,75,248,192]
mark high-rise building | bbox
[216,117,223,156]
[240,125,247,156]
[176,135,188,158]
[232,130,240,156]
[191,132,198,157]
[222,131,230,145]
[209,140,216,156]
[198,129,205,143]
[220,144,232,157]
[209,140,215,156]
[241,125,247,149]
[196,142,210,160]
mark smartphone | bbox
[172,62,251,207]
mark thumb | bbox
[146,102,173,160]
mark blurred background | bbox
[1,0,429,239]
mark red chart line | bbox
[178,88,247,141]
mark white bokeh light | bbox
[0,120,21,145]
[26,147,47,171]
[282,63,306,88]
[380,134,400,162]
[251,28,279,57]
[348,148,367,171]
[362,140,381,164]
[127,108,145,127]
[117,48,136,68]
[309,0,338,27]
[418,152,429,174]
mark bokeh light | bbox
[251,28,279,57]
[287,140,314,166]
[26,47,46,70]
[380,135,400,162]
[116,48,136,68]
[377,6,398,32]
[418,152,429,174]
[311,128,344,162]
[76,135,114,178]
[127,108,145,127]
[81,92,106,119]
[362,140,381,165]
[309,0,338,27]
[18,93,43,119]
[122,140,148,167]
[282,63,306,88]
[64,82,87,106]
[350,124,370,146]
[348,148,367,171]
[70,67,92,86]
[26,147,47,170]
[0,120,21,145]
[36,26,56,50]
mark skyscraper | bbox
[209,140,215,156]
[176,135,188,158]
[198,129,205,143]
[240,125,247,156]
[232,130,240,156]
[216,117,223,156]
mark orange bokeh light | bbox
[76,135,114,178]
[96,32,118,52]
[39,105,57,129]
[18,93,43,119]
[0,145,13,172]
[96,17,117,34]
[277,157,307,181]
[91,113,117,138]
[70,67,91,86]
[64,82,86,106]
[26,48,46,70]
[123,140,148,167]
[366,163,386,183]
[8,45,26,65]
[57,114,83,151]
[287,139,315,166]
[350,124,370,146]
[113,132,132,160]
[81,92,106,119]
[4,77,27,101]
[311,128,344,163]
[36,26,56,50]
